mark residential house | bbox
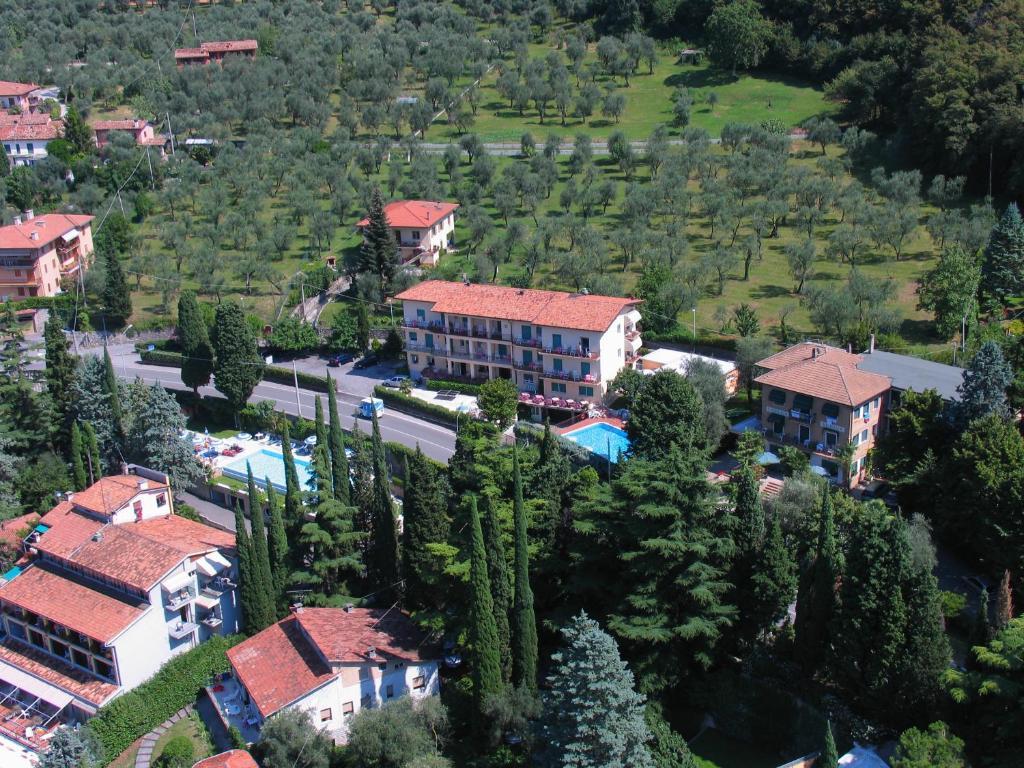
[754,342,889,486]
[174,40,258,67]
[0,113,63,166]
[395,280,642,402]
[357,200,458,266]
[638,348,739,395]
[0,82,41,114]
[222,605,439,744]
[193,750,259,768]
[856,336,964,406]
[0,211,94,300]
[0,467,239,756]
[93,118,163,150]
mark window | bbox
[320,708,333,722]
[579,386,594,397]
[411,354,419,364]
[551,382,566,393]
[13,270,20,277]
[411,231,420,239]
[26,143,33,153]
[156,493,166,508]
[378,662,387,670]
[133,500,143,520]
[580,336,590,351]
[553,359,562,372]
[769,389,787,405]
[552,333,562,348]
[860,429,869,443]
[409,332,418,342]
[416,308,425,319]
[581,362,591,376]
[342,701,354,718]
[386,684,394,699]
[359,666,370,680]
[361,694,373,709]
[821,402,839,418]
[521,325,531,341]
[413,675,425,690]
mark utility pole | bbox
[292,360,302,418]
[146,147,156,190]
[166,112,175,155]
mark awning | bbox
[0,660,73,710]
[767,413,785,425]
[161,570,193,594]
[821,403,839,418]
[792,394,814,411]
[205,551,231,572]
[195,551,230,578]
[195,558,217,578]
[59,229,79,243]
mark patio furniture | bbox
[225,703,241,716]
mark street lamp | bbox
[691,308,697,353]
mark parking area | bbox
[289,354,405,398]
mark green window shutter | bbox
[822,403,839,418]
[793,394,814,411]
[769,389,786,405]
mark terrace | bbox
[204,673,261,745]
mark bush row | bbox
[424,379,482,396]
[139,349,184,366]
[262,365,334,393]
[643,330,738,354]
[88,635,242,765]
[373,385,460,427]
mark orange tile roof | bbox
[67,474,167,516]
[93,119,149,131]
[131,515,236,555]
[0,214,93,251]
[193,751,259,768]
[227,616,334,718]
[174,47,208,59]
[0,81,38,97]
[0,637,119,708]
[757,341,863,371]
[295,607,431,664]
[0,564,146,643]
[395,280,639,333]
[0,114,62,142]
[756,360,890,407]
[0,513,38,548]
[357,200,459,229]
[201,40,258,53]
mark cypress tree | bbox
[70,422,87,490]
[467,495,504,725]
[971,588,991,646]
[820,720,838,768]
[731,466,766,645]
[44,317,76,433]
[311,397,332,499]
[510,446,539,692]
[212,302,264,413]
[83,422,101,483]
[281,422,302,530]
[365,411,400,597]
[326,376,350,505]
[359,187,399,294]
[750,511,797,640]
[233,496,258,635]
[898,560,951,712]
[246,464,275,631]
[980,203,1024,312]
[266,478,289,609]
[482,495,512,682]
[178,290,214,395]
[995,570,1014,630]
[102,346,124,443]
[101,244,132,328]
[401,448,450,610]
[795,485,842,670]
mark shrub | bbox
[424,379,482,396]
[87,636,241,765]
[139,349,184,367]
[262,365,333,393]
[154,735,193,768]
[227,726,247,751]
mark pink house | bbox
[174,40,258,68]
[93,118,161,149]
[0,81,40,114]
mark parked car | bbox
[353,353,378,369]
[861,480,891,500]
[382,375,411,389]
[327,351,354,367]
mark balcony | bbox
[540,346,599,360]
[408,344,447,357]
[168,620,198,640]
[200,614,223,630]
[514,337,542,348]
[513,360,544,373]
[542,369,597,383]
[401,319,446,333]
[165,589,195,611]
[788,410,813,424]
[820,419,846,433]
[447,325,507,341]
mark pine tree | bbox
[265,479,288,608]
[995,570,1014,630]
[281,422,303,531]
[102,346,124,443]
[233,496,258,635]
[955,340,1012,424]
[820,720,838,768]
[365,411,400,597]
[310,397,332,499]
[296,498,364,596]
[482,495,512,682]
[325,376,351,505]
[795,486,842,670]
[101,243,132,328]
[359,187,399,294]
[83,422,101,484]
[401,448,450,610]
[246,464,276,631]
[971,588,992,646]
[212,302,264,412]
[510,446,539,693]
[979,203,1024,312]
[44,317,76,433]
[731,466,766,645]
[70,422,87,491]
[899,561,952,712]
[178,290,214,395]
[467,495,504,726]
[542,612,655,768]
[750,511,797,640]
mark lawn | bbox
[689,728,782,768]
[151,713,214,767]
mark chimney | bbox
[23,209,33,221]
[12,216,21,226]
[121,462,130,475]
[367,646,377,660]
[869,334,876,353]
[344,603,354,613]
[811,346,820,359]
[137,479,149,491]
[29,231,38,241]
[291,602,304,614]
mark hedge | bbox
[139,349,184,366]
[262,365,333,393]
[424,379,482,396]
[373,385,461,427]
[643,330,738,354]
[88,635,242,765]
[514,421,609,475]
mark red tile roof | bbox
[200,40,258,53]
[93,119,149,131]
[0,81,38,97]
[0,513,38,549]
[755,358,890,407]
[396,280,639,333]
[66,474,167,516]
[174,48,208,59]
[131,514,236,556]
[227,616,334,718]
[296,607,431,664]
[357,200,459,229]
[0,637,119,708]
[0,114,62,142]
[0,564,146,643]
[193,751,259,768]
[0,214,93,252]
[756,341,863,371]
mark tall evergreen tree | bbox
[233,495,258,635]
[365,411,400,597]
[542,612,655,768]
[70,422,87,490]
[44,317,76,433]
[246,464,276,631]
[750,511,797,641]
[102,346,124,444]
[325,377,351,505]
[971,588,992,646]
[281,422,303,531]
[482,495,512,682]
[101,244,132,328]
[731,466,765,645]
[795,486,842,670]
[212,302,264,412]
[820,720,838,768]
[467,495,504,727]
[178,290,214,395]
[265,479,289,608]
[296,498,364,597]
[309,397,333,500]
[510,446,539,693]
[899,560,952,712]
[979,203,1024,312]
[83,422,101,484]
[955,340,1012,424]
[401,449,451,610]
[359,187,399,294]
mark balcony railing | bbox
[542,370,598,383]
[408,344,447,357]
[166,589,195,611]
[540,346,599,360]
[168,621,198,640]
[401,319,446,333]
[820,419,846,433]
[514,337,542,348]
[200,615,223,630]
[513,360,544,372]
[788,410,813,423]
[447,325,507,341]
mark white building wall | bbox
[106,487,173,524]
[110,594,176,691]
[2,138,51,166]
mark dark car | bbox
[353,353,378,370]
[327,352,354,367]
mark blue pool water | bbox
[564,423,631,463]
[222,449,313,492]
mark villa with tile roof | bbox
[222,606,439,744]
[0,113,63,167]
[174,40,258,67]
[357,200,459,266]
[0,466,239,756]
[93,118,164,149]
[0,210,94,300]
[0,81,42,114]
[395,280,642,403]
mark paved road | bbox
[418,136,722,156]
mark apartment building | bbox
[0,211,94,300]
[357,200,458,266]
[755,343,889,487]
[0,467,239,755]
[0,113,63,167]
[222,606,439,744]
[395,280,642,401]
[0,82,41,114]
[174,40,258,67]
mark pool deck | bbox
[187,431,314,491]
[557,416,626,435]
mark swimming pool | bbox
[563,422,631,463]
[222,449,313,492]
